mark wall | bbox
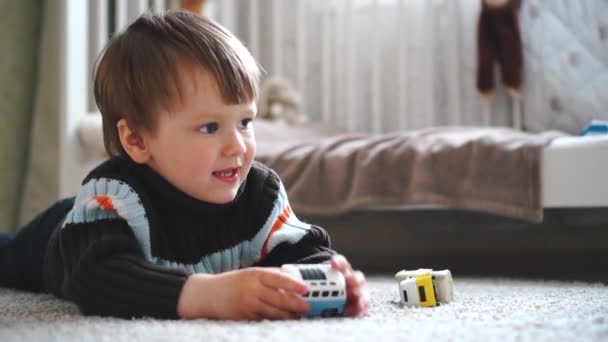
[0,1,43,232]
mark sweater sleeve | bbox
[253,169,336,267]
[56,219,189,319]
[255,224,335,267]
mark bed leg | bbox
[511,96,522,130]
[482,102,492,126]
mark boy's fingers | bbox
[358,294,370,314]
[259,269,309,294]
[257,299,301,320]
[344,270,369,314]
[347,271,366,288]
[344,270,366,296]
[330,254,347,267]
[344,291,370,316]
[346,282,366,302]
[330,254,352,275]
[345,269,365,281]
[259,287,309,314]
[344,301,363,316]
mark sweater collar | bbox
[125,157,246,214]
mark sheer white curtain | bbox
[227,0,516,134]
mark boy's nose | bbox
[222,129,247,156]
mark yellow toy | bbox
[395,269,454,307]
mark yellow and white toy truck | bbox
[395,269,454,307]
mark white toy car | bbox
[281,264,347,317]
[395,268,454,307]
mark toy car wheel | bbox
[320,308,339,317]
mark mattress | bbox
[543,134,608,207]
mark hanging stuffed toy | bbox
[476,0,523,102]
[180,0,208,15]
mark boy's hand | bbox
[177,267,310,320]
[330,254,369,316]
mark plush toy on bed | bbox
[476,0,523,101]
[258,77,309,125]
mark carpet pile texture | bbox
[1,276,607,341]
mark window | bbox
[418,285,427,302]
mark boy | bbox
[0,11,368,320]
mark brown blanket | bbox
[255,124,565,222]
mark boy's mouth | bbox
[212,167,240,184]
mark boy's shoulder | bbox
[250,160,276,178]
[249,161,282,192]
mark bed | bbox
[543,134,608,208]
[254,119,608,215]
[251,119,608,278]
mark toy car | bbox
[395,268,454,307]
[281,264,347,317]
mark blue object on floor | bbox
[579,120,608,136]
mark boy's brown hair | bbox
[94,10,261,157]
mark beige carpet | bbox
[1,276,607,341]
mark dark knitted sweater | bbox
[43,157,334,319]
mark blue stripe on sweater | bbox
[62,178,310,274]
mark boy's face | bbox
[142,67,257,204]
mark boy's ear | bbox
[116,118,151,164]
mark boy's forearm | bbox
[51,221,192,319]
[70,253,190,319]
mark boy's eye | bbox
[199,122,219,134]
[239,118,253,130]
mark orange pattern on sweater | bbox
[261,205,292,258]
[94,195,115,211]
